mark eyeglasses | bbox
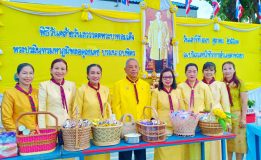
[162,76,173,80]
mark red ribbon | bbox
[15,83,36,112]
[223,78,234,106]
[185,79,199,108]
[162,88,174,113]
[88,82,104,117]
[51,78,68,113]
[202,77,215,85]
[126,77,139,104]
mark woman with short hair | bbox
[178,63,213,160]
[151,68,185,160]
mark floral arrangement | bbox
[247,99,256,114]
[212,108,237,131]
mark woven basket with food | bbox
[136,106,166,143]
[199,108,236,136]
[91,103,122,146]
[61,119,92,151]
[170,110,200,136]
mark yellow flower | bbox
[213,108,226,119]
[220,113,227,119]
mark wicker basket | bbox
[92,103,122,146]
[170,111,200,136]
[61,124,91,151]
[16,112,58,156]
[120,114,137,138]
[136,106,166,143]
[199,121,223,136]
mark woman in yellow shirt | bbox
[2,63,38,131]
[73,64,110,160]
[202,62,230,160]
[222,61,248,160]
[38,58,76,145]
[178,63,213,160]
[38,58,76,128]
[151,68,185,160]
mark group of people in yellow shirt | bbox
[1,58,247,160]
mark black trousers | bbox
[119,149,146,160]
[58,130,64,145]
[155,60,163,73]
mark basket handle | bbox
[103,102,112,119]
[120,114,135,123]
[142,106,159,121]
[16,111,58,132]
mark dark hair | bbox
[51,58,68,70]
[15,63,34,82]
[158,68,177,90]
[17,63,34,74]
[185,63,198,73]
[222,61,240,87]
[202,62,216,73]
[87,64,102,75]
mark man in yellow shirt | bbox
[112,58,151,160]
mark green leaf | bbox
[224,118,230,122]
[218,118,227,131]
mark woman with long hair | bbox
[222,61,248,160]
[202,62,230,160]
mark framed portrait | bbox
[142,8,175,74]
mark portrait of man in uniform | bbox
[144,8,174,74]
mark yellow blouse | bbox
[224,80,247,112]
[151,88,185,130]
[73,84,110,120]
[1,87,38,131]
[207,81,230,112]
[178,81,213,113]
[38,80,76,128]
[112,78,151,121]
